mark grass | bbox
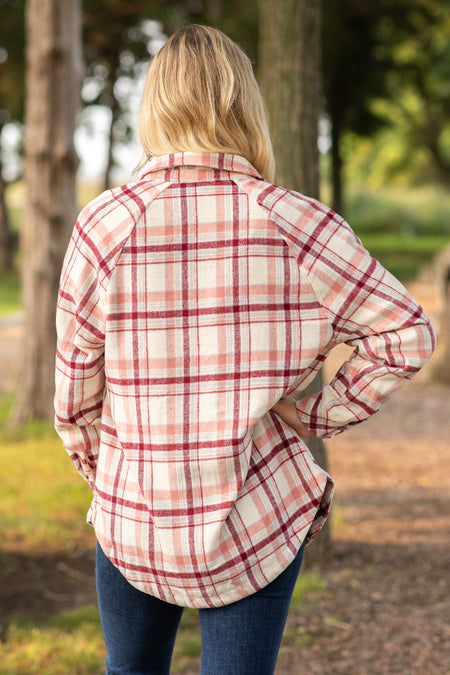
[278,567,328,652]
[0,396,93,553]
[344,183,450,237]
[290,569,327,607]
[0,607,105,675]
[0,606,204,675]
[344,183,450,280]
[0,606,205,675]
[0,270,21,316]
[0,395,105,673]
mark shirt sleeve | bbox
[295,214,436,440]
[54,214,106,489]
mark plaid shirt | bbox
[55,152,435,608]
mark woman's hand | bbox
[271,397,312,437]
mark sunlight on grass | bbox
[0,606,105,675]
[0,572,330,675]
[77,180,107,209]
[329,502,350,537]
[0,396,93,553]
[0,270,21,316]
[290,570,327,608]
[0,605,204,675]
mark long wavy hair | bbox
[136,24,275,182]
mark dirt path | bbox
[275,375,450,674]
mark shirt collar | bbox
[141,152,263,182]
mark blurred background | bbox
[0,1,449,673]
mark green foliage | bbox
[0,392,102,667]
[345,182,450,236]
[367,0,450,186]
[0,269,20,315]
[0,391,14,423]
[342,182,450,279]
[0,0,25,126]
[328,502,350,537]
[283,622,313,646]
[322,0,450,212]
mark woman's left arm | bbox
[294,215,436,440]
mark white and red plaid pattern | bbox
[55,152,435,607]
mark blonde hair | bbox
[136,25,275,182]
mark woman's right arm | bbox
[54,214,106,489]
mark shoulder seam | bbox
[81,180,170,290]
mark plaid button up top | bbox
[55,152,435,608]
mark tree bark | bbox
[259,0,331,563]
[13,0,82,423]
[259,0,321,195]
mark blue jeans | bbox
[96,542,305,675]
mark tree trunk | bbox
[13,0,82,423]
[259,0,331,563]
[259,0,321,195]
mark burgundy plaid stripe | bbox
[55,152,435,607]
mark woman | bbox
[55,25,435,675]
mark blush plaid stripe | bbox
[55,152,435,607]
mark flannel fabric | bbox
[55,152,435,608]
